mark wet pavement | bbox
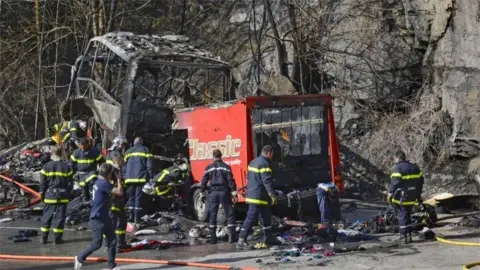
[0,208,380,270]
[0,219,239,270]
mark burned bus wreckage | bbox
[64,32,234,155]
[2,32,344,223]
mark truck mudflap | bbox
[272,189,321,221]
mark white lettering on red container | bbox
[189,135,241,161]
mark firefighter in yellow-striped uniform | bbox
[124,137,153,224]
[106,136,129,165]
[70,137,105,202]
[109,156,130,251]
[48,121,71,145]
[387,150,424,244]
[236,145,282,250]
[40,146,73,244]
[153,163,189,197]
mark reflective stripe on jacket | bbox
[70,147,104,186]
[154,165,185,196]
[50,121,71,144]
[200,159,236,193]
[40,160,73,204]
[124,144,153,184]
[69,121,87,141]
[106,149,122,165]
[389,160,424,206]
[245,156,275,205]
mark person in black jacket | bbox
[108,156,130,251]
[387,150,424,243]
[124,137,153,224]
[40,145,73,244]
[70,138,105,202]
[152,163,189,197]
[236,145,281,249]
[106,136,128,165]
[48,121,70,145]
[201,149,237,244]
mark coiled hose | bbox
[436,236,480,270]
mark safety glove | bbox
[269,193,278,205]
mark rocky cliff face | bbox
[201,0,479,198]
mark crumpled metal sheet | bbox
[91,32,230,67]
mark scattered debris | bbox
[8,229,38,243]
[135,229,158,236]
[457,215,480,227]
[418,227,436,240]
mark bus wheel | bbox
[193,189,208,222]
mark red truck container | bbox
[174,94,342,222]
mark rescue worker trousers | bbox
[316,187,341,223]
[395,205,413,235]
[239,204,272,242]
[127,184,144,222]
[77,218,117,269]
[41,203,67,241]
[110,209,127,245]
[208,190,236,235]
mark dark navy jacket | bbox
[124,144,153,184]
[245,155,275,205]
[106,149,122,165]
[200,159,236,193]
[69,121,87,140]
[40,160,74,204]
[70,146,104,186]
[389,160,424,205]
[90,176,113,220]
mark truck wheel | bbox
[193,189,208,222]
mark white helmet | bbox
[78,120,87,130]
[110,136,128,150]
[178,163,189,172]
[142,182,155,196]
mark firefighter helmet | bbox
[78,120,87,130]
[110,136,128,150]
[178,163,189,172]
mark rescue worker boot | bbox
[40,233,48,244]
[227,227,237,243]
[116,234,130,252]
[408,231,413,243]
[264,229,282,246]
[54,233,64,245]
[208,227,217,244]
[236,238,249,250]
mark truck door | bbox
[250,104,330,190]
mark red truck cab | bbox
[174,94,342,222]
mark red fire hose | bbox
[0,176,259,270]
[0,254,260,270]
[0,174,42,211]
